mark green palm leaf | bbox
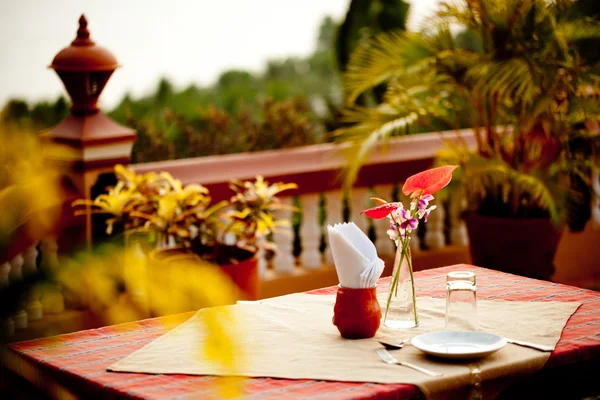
[344,31,437,105]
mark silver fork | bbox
[376,348,443,377]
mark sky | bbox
[0,0,438,109]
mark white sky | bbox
[0,0,438,109]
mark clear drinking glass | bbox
[445,271,478,331]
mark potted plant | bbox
[73,165,297,300]
[334,0,599,279]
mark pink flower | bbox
[402,166,458,198]
[400,218,418,231]
[423,210,430,222]
[418,194,434,210]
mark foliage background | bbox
[1,17,342,163]
[1,0,597,166]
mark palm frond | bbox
[335,105,421,186]
[432,0,480,33]
[467,59,538,108]
[463,156,560,222]
[344,31,437,105]
[557,20,600,43]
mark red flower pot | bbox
[333,286,382,339]
[465,213,562,281]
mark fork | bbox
[378,339,409,350]
[376,348,443,377]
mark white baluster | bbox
[593,196,600,231]
[410,229,421,253]
[424,199,446,249]
[592,170,600,230]
[40,237,60,274]
[349,188,369,234]
[22,245,39,276]
[39,237,64,314]
[1,317,15,337]
[300,194,322,269]
[40,285,65,314]
[273,197,296,273]
[257,246,267,279]
[22,245,43,321]
[372,185,395,257]
[26,291,43,321]
[0,263,14,335]
[325,190,343,266]
[8,254,29,329]
[13,310,28,330]
[9,253,23,283]
[124,241,149,317]
[449,196,469,246]
[0,263,10,288]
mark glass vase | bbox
[383,241,418,329]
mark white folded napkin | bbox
[327,222,385,288]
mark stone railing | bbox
[133,129,477,297]
[2,129,475,340]
[0,237,72,339]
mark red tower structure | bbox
[45,14,135,193]
[43,14,136,243]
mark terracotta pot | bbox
[148,246,260,303]
[219,255,260,301]
[333,286,381,339]
[465,213,562,280]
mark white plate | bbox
[411,331,507,359]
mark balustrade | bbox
[372,185,395,257]
[271,197,297,274]
[449,197,469,246]
[324,190,343,265]
[131,130,476,293]
[424,199,446,250]
[1,239,68,340]
[2,129,476,342]
[349,187,370,235]
[300,193,322,269]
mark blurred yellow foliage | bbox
[55,242,243,393]
[0,126,67,262]
[0,126,243,396]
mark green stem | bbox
[384,236,409,321]
[385,194,421,326]
[404,243,418,326]
[384,239,405,320]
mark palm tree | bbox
[336,0,600,229]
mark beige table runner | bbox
[109,293,580,399]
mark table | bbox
[2,264,600,399]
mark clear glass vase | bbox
[383,241,418,329]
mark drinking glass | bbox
[445,271,478,331]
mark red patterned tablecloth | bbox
[2,264,600,399]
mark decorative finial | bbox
[72,14,94,46]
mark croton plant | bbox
[73,165,297,264]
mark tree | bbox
[1,100,30,126]
[3,14,344,158]
[316,16,337,52]
[155,77,174,106]
[336,0,600,230]
[335,0,410,73]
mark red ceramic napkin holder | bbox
[332,286,382,339]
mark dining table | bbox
[2,264,599,399]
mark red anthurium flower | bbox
[402,165,458,198]
[361,201,402,220]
